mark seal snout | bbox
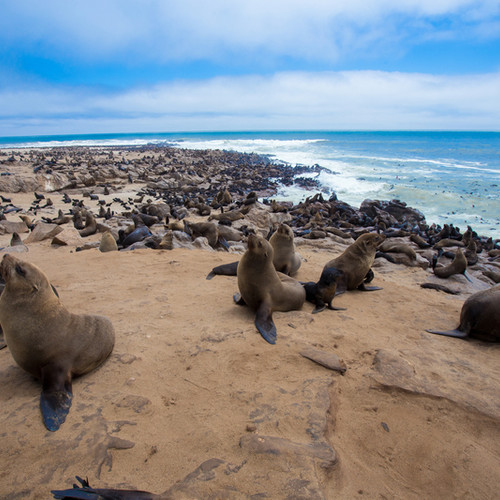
[0,253,16,280]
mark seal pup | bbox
[0,254,115,431]
[269,223,301,276]
[426,284,500,342]
[323,232,386,292]
[432,248,472,282]
[236,234,305,344]
[302,267,346,313]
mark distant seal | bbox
[236,234,305,344]
[323,232,386,292]
[119,215,152,248]
[269,223,301,276]
[433,248,471,281]
[79,211,97,237]
[0,254,115,431]
[302,267,346,313]
[426,284,500,342]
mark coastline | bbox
[0,145,499,498]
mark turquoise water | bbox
[1,131,499,238]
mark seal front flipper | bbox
[40,363,73,431]
[255,302,277,344]
[425,328,468,339]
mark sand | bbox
[0,149,499,499]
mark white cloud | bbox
[1,70,499,135]
[1,0,498,65]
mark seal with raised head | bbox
[426,284,500,342]
[0,254,115,431]
[236,234,305,344]
[323,232,386,292]
[269,223,301,276]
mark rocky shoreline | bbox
[0,145,498,289]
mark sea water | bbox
[1,131,499,239]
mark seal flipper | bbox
[357,283,383,292]
[40,363,73,431]
[255,302,277,344]
[425,328,468,339]
[233,293,246,305]
[206,261,239,280]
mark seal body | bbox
[269,223,301,276]
[0,254,115,430]
[323,233,386,291]
[427,284,500,342]
[236,234,305,344]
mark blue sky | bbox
[0,0,499,136]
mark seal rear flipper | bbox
[233,293,246,305]
[217,235,230,251]
[255,303,277,344]
[207,261,239,279]
[357,283,383,292]
[328,304,347,311]
[463,271,473,283]
[40,364,73,432]
[425,328,468,339]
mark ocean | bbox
[1,131,499,239]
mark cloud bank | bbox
[1,70,499,136]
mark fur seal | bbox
[235,234,305,344]
[79,211,97,237]
[323,232,386,292]
[426,284,500,342]
[0,254,115,431]
[302,267,346,313]
[99,231,118,252]
[433,248,471,281]
[269,223,301,276]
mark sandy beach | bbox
[0,147,499,499]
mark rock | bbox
[24,222,63,243]
[240,434,337,470]
[0,221,29,234]
[360,199,425,225]
[51,227,85,246]
[300,347,347,374]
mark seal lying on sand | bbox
[235,234,305,344]
[426,284,500,342]
[323,233,386,293]
[0,254,115,431]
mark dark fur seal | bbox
[323,232,386,292]
[0,254,115,431]
[302,267,346,313]
[235,234,305,344]
[426,284,500,342]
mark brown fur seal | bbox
[0,254,115,431]
[79,210,97,237]
[433,248,471,281]
[323,232,386,292]
[99,231,118,252]
[302,267,346,313]
[269,223,301,276]
[236,234,305,344]
[426,284,500,342]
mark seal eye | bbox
[15,264,26,277]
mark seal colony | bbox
[0,146,499,498]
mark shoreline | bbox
[0,145,499,498]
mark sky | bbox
[0,0,499,136]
